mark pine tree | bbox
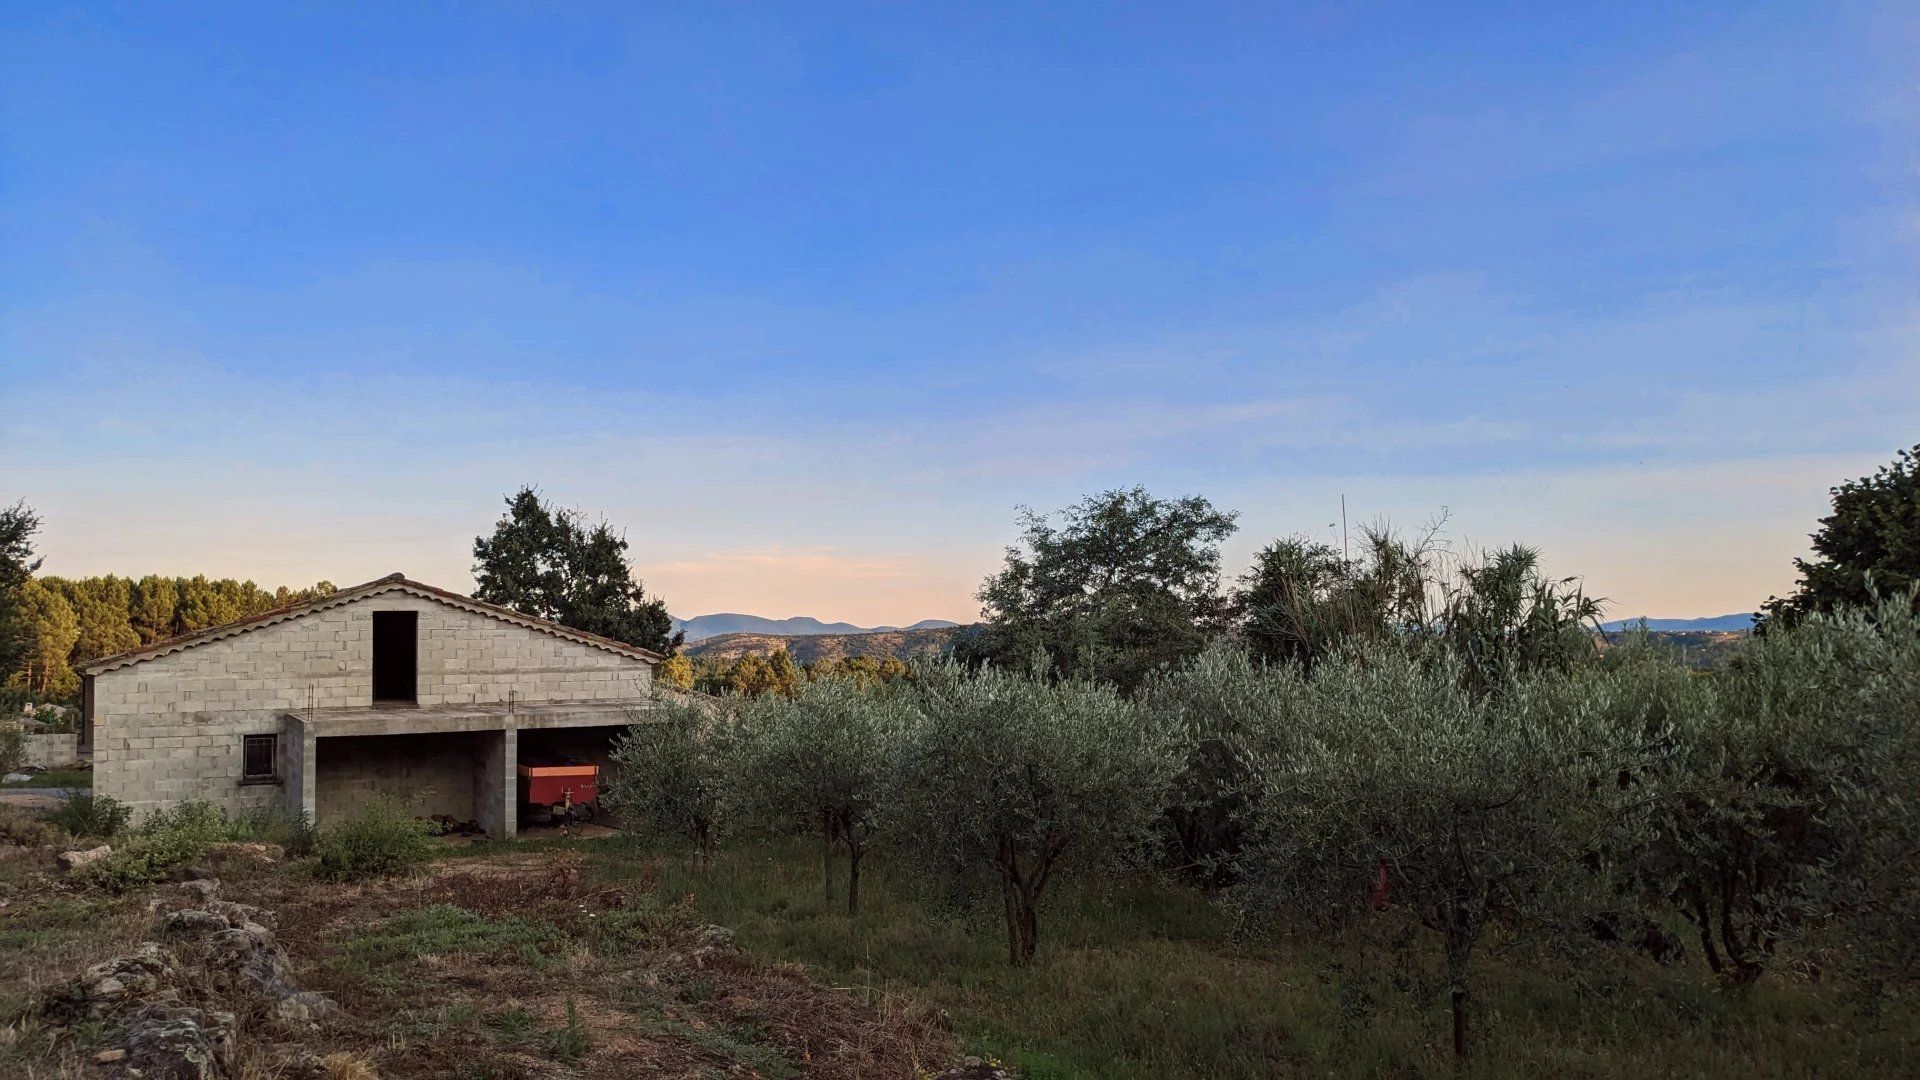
[6,579,80,698]
[131,575,180,643]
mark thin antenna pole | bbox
[1341,494,1349,563]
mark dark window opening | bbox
[243,734,277,781]
[81,674,95,754]
[372,611,419,704]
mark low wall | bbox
[19,732,81,770]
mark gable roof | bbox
[82,573,667,674]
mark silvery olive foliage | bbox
[729,676,916,913]
[1141,643,1314,883]
[607,693,735,857]
[1641,594,1920,989]
[1231,644,1656,1057]
[891,660,1184,965]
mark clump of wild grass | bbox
[312,801,435,881]
[47,793,129,839]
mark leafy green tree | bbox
[962,487,1238,691]
[607,694,733,857]
[0,501,44,679]
[656,653,694,692]
[725,653,777,696]
[731,678,912,912]
[6,579,80,698]
[1762,443,1920,628]
[806,655,912,687]
[892,662,1182,964]
[472,487,680,653]
[1233,645,1653,1058]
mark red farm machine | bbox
[516,757,599,827]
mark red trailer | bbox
[517,758,599,825]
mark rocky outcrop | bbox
[121,1003,235,1080]
[43,876,336,1077]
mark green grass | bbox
[618,971,801,1078]
[0,768,91,789]
[331,904,565,973]
[583,836,1920,1080]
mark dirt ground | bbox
[1,837,957,1079]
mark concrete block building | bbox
[80,574,660,838]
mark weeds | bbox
[312,800,435,881]
[547,996,591,1063]
[47,792,129,838]
[333,905,562,970]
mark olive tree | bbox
[1637,594,1920,986]
[892,662,1182,965]
[606,693,733,858]
[1141,644,1312,883]
[1233,645,1653,1058]
[730,677,913,913]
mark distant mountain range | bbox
[684,625,966,665]
[1599,614,1756,633]
[671,613,961,643]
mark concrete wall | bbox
[17,732,81,769]
[313,733,478,825]
[90,586,655,821]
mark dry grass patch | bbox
[223,846,956,1079]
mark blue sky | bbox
[3,2,1914,624]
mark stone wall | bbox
[312,733,477,825]
[90,586,655,822]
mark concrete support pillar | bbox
[283,715,318,823]
[475,725,517,840]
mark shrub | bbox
[313,801,437,881]
[47,792,130,838]
[220,804,317,855]
[0,722,24,776]
[75,800,232,891]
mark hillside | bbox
[684,625,964,664]
[673,613,961,642]
[1597,629,1750,669]
[1599,613,1755,632]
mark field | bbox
[5,821,1913,1079]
